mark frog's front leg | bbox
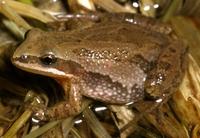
[145,40,187,100]
[35,78,82,120]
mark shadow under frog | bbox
[11,13,188,120]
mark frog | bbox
[11,13,188,120]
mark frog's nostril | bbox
[40,54,57,65]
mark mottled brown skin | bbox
[12,13,187,120]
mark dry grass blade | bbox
[24,120,61,138]
[161,0,182,22]
[139,0,156,17]
[192,124,200,138]
[170,16,200,67]
[17,0,33,5]
[2,19,25,39]
[3,109,32,138]
[109,105,136,138]
[4,0,54,23]
[70,127,82,138]
[62,117,75,137]
[145,104,189,138]
[83,107,112,138]
[92,0,136,13]
[0,0,31,30]
[171,55,200,127]
[68,0,96,12]
[77,0,96,11]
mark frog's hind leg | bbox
[144,40,188,100]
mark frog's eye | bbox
[40,54,57,65]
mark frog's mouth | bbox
[11,55,74,78]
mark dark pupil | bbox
[40,54,57,65]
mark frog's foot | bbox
[30,101,81,121]
[145,84,162,98]
[44,102,82,120]
[28,78,82,121]
[31,105,48,121]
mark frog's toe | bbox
[145,83,163,99]
[30,106,49,121]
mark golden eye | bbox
[40,54,57,65]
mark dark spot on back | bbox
[169,47,176,53]
[76,39,81,42]
[27,46,32,49]
[130,55,153,73]
[159,61,171,70]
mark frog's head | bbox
[12,28,75,78]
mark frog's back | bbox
[59,19,176,104]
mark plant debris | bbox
[0,0,199,138]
